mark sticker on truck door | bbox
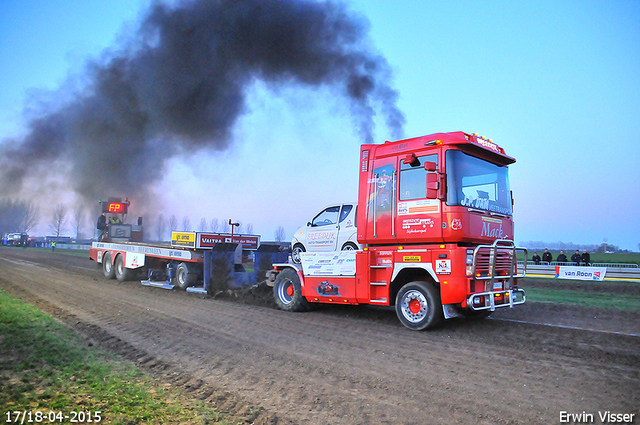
[436,259,451,274]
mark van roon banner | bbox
[554,266,607,281]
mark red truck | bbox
[270,131,527,330]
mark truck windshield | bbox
[446,150,512,215]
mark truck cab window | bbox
[311,206,340,226]
[446,150,512,215]
[399,154,438,200]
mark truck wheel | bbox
[176,262,198,290]
[273,268,309,312]
[292,244,306,264]
[114,254,134,282]
[102,252,116,279]
[341,242,358,251]
[395,281,443,330]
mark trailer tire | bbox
[176,262,198,290]
[273,268,309,312]
[291,244,305,264]
[102,252,116,279]
[395,281,443,330]
[114,254,135,282]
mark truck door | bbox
[306,205,341,251]
[366,159,397,242]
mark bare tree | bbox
[155,214,167,241]
[49,204,68,238]
[275,226,286,242]
[198,218,208,232]
[73,207,86,239]
[209,218,219,233]
[222,220,230,233]
[20,200,40,233]
[168,215,178,233]
[245,223,254,234]
[182,216,191,231]
[0,198,40,235]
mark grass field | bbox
[523,287,640,311]
[0,246,89,258]
[0,289,241,425]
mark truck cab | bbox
[273,132,526,331]
[291,203,358,263]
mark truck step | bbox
[186,286,207,294]
[141,280,175,290]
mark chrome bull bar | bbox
[468,288,527,311]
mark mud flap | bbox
[442,304,462,319]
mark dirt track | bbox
[1,247,639,424]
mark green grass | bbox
[0,289,239,424]
[525,287,640,311]
[0,246,89,258]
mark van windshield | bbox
[446,150,512,215]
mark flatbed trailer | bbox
[90,240,206,289]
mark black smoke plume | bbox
[0,0,405,205]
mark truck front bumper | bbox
[468,288,526,311]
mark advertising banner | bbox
[172,231,196,248]
[196,233,260,250]
[554,266,606,281]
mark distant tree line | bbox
[0,198,40,235]
[519,240,631,253]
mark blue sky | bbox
[1,0,639,250]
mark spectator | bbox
[532,252,541,265]
[557,250,568,264]
[542,248,553,264]
[96,212,107,241]
[581,250,591,266]
[571,250,581,265]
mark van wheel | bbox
[395,281,443,330]
[114,255,134,282]
[292,244,306,264]
[341,242,358,251]
[102,252,116,279]
[176,262,198,290]
[273,268,309,312]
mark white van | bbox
[291,203,359,263]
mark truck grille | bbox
[472,240,527,291]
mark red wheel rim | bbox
[408,298,422,314]
[286,284,294,297]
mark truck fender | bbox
[391,263,439,284]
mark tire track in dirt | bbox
[1,249,639,425]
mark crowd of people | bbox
[531,248,591,266]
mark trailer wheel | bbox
[102,252,116,279]
[176,262,198,290]
[395,281,443,330]
[291,244,305,264]
[114,254,135,282]
[273,268,309,312]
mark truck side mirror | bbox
[424,161,437,172]
[426,172,439,199]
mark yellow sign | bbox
[171,232,196,248]
[403,255,421,262]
